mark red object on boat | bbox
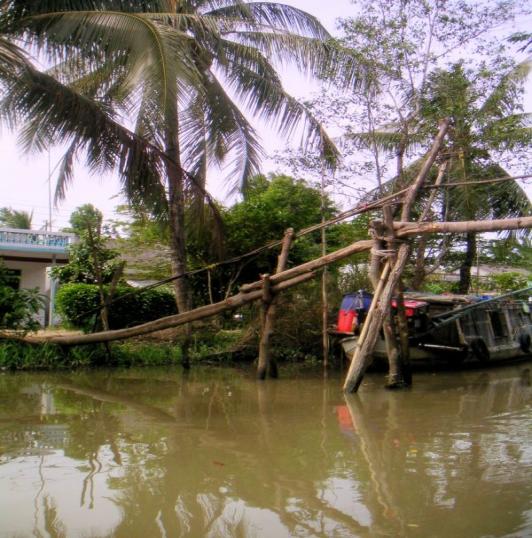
[336,293,372,332]
[337,309,357,333]
[391,299,428,317]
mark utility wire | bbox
[68,184,407,323]
[65,170,531,324]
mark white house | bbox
[0,227,76,326]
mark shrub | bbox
[487,272,529,293]
[56,283,177,331]
[0,340,182,370]
[0,263,45,331]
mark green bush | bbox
[487,272,529,293]
[56,283,177,331]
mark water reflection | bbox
[0,365,530,537]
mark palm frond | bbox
[218,39,339,167]
[444,162,531,229]
[0,36,29,79]
[8,10,200,110]
[0,207,33,229]
[347,129,427,155]
[206,2,330,40]
[480,113,532,151]
[180,71,263,194]
[0,64,166,211]
[54,138,79,204]
[479,59,532,118]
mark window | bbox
[488,310,507,338]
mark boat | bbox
[335,288,532,365]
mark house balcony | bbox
[0,227,76,262]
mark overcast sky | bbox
[0,0,529,230]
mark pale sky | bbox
[0,0,529,230]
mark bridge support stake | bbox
[257,228,294,380]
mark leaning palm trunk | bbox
[458,231,477,294]
[164,99,190,313]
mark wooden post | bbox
[369,219,402,384]
[382,205,410,388]
[342,262,391,389]
[343,247,410,393]
[257,228,295,380]
[343,120,450,393]
[320,169,330,369]
[368,220,386,289]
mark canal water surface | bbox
[0,364,531,537]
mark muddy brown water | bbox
[0,363,531,537]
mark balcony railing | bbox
[0,227,77,254]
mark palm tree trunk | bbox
[164,100,190,314]
[411,236,428,290]
[458,232,476,294]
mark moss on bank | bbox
[0,340,183,370]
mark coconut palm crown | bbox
[0,0,362,311]
[0,207,33,229]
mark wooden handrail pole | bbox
[257,228,294,380]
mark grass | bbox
[0,340,183,370]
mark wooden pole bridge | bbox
[2,121,531,392]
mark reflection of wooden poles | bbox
[257,228,294,379]
[343,120,450,393]
[344,395,405,535]
[55,382,178,423]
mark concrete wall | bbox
[3,259,50,292]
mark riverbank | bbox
[0,327,261,370]
[0,339,183,370]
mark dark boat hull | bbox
[341,295,532,365]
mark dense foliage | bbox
[0,340,182,370]
[53,204,123,285]
[56,283,177,332]
[186,174,368,304]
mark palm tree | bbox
[1,1,359,312]
[0,16,168,212]
[0,207,33,229]
[352,62,531,292]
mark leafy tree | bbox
[1,1,360,314]
[53,205,122,285]
[187,174,365,304]
[279,0,525,193]
[334,2,531,290]
[54,204,126,331]
[365,62,531,291]
[108,204,170,247]
[488,272,529,292]
[0,207,33,229]
[483,236,532,269]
